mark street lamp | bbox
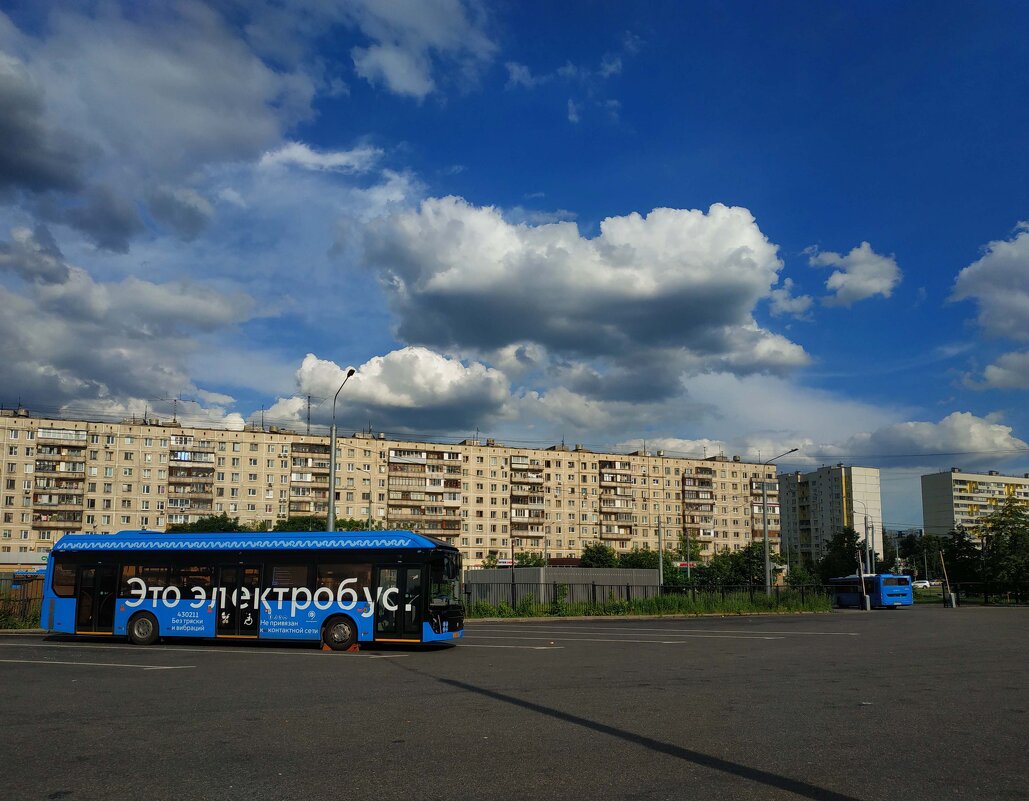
[326,368,356,533]
[763,448,798,596]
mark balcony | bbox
[292,442,330,455]
[169,468,214,483]
[35,445,86,459]
[599,525,633,540]
[34,477,84,491]
[510,470,544,484]
[34,462,85,478]
[37,428,88,443]
[510,495,545,507]
[169,450,215,465]
[32,511,82,529]
[32,494,83,510]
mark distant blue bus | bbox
[41,530,464,649]
[829,573,914,609]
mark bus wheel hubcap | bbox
[136,619,152,637]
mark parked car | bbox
[911,580,931,589]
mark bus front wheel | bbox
[323,616,357,651]
[127,612,159,646]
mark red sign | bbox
[675,561,699,568]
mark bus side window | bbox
[316,564,372,593]
[52,561,76,597]
[119,565,170,596]
[171,565,215,598]
[269,565,311,590]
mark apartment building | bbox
[1,409,782,569]
[779,464,882,566]
[921,468,1029,537]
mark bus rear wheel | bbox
[127,612,159,646]
[323,616,356,651]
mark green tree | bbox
[688,542,782,587]
[785,562,817,587]
[661,551,690,586]
[732,542,783,585]
[514,551,546,567]
[619,548,660,569]
[165,513,248,533]
[817,527,862,583]
[942,526,981,584]
[897,532,945,580]
[975,497,1029,594]
[579,542,618,568]
[272,516,367,532]
[480,553,500,569]
[678,533,703,563]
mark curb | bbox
[0,628,47,635]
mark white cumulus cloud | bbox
[951,224,1029,340]
[809,241,902,306]
[362,197,808,383]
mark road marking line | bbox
[467,634,784,644]
[458,644,564,650]
[0,642,404,659]
[468,624,858,637]
[0,658,194,670]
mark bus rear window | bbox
[52,562,76,597]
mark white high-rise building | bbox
[921,468,1029,537]
[779,464,882,566]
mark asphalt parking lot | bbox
[1,607,1026,801]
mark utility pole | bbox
[657,515,664,587]
[327,368,356,532]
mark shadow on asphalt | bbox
[390,662,869,801]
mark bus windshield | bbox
[430,552,461,606]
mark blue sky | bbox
[1,0,1028,530]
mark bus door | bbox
[75,564,117,634]
[215,564,262,638]
[374,565,424,642]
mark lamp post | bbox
[326,368,356,533]
[763,448,798,596]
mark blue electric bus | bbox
[40,530,464,649]
[829,573,914,608]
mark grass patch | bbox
[0,599,41,629]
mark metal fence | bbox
[949,582,1026,606]
[0,576,44,627]
[463,581,833,617]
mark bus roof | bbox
[50,529,454,554]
